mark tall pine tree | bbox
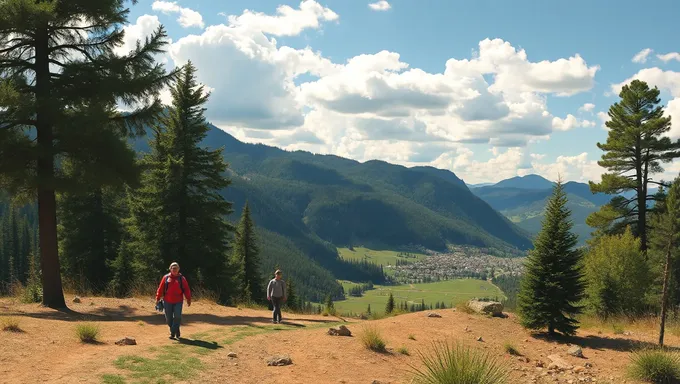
[127,61,233,300]
[588,80,680,253]
[518,179,585,336]
[231,201,263,303]
[0,0,174,308]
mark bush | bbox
[75,323,100,343]
[1,317,22,332]
[361,326,387,352]
[628,349,680,383]
[411,341,509,384]
[398,346,410,355]
[503,342,521,356]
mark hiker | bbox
[155,262,191,339]
[266,269,287,324]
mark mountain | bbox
[471,175,612,246]
[133,124,533,299]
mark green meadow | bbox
[338,247,427,266]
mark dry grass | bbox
[75,322,100,343]
[361,326,387,352]
[1,317,23,332]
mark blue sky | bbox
[123,0,680,184]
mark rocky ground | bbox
[0,296,673,383]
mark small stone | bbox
[476,336,483,342]
[568,346,584,358]
[327,325,352,336]
[228,352,237,358]
[72,296,81,303]
[266,355,292,366]
[517,356,530,363]
[584,362,593,368]
[115,337,137,346]
[573,366,585,373]
[427,312,442,318]
[535,360,545,368]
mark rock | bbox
[267,355,292,366]
[517,356,530,363]
[427,312,442,318]
[228,352,237,358]
[327,325,352,336]
[467,299,503,316]
[547,354,573,370]
[535,360,545,368]
[476,336,483,342]
[573,366,585,373]
[584,362,593,368]
[568,346,584,358]
[72,296,81,303]
[115,337,136,346]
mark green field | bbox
[334,279,505,316]
[338,247,427,266]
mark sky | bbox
[119,0,680,185]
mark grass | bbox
[101,374,127,384]
[330,279,504,316]
[75,322,100,343]
[503,342,521,356]
[361,326,387,353]
[1,317,22,332]
[408,334,416,341]
[114,348,202,383]
[411,341,509,384]
[338,246,427,268]
[628,349,680,383]
[398,346,410,355]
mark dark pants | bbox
[272,297,283,322]
[163,301,183,335]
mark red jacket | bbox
[155,273,191,304]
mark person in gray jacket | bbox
[267,269,287,323]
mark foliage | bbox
[628,349,680,384]
[360,326,387,352]
[518,180,585,336]
[75,323,100,343]
[584,227,650,319]
[503,342,521,356]
[492,274,520,311]
[385,292,395,314]
[1,317,22,332]
[588,80,680,251]
[410,341,509,384]
[231,202,263,303]
[0,197,37,294]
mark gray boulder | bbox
[467,299,503,316]
[267,355,292,366]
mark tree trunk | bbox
[35,24,66,309]
[659,242,673,347]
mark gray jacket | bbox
[267,278,286,298]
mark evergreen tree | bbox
[324,294,335,315]
[0,0,174,308]
[285,277,299,311]
[650,177,680,346]
[420,298,425,311]
[385,292,395,314]
[231,202,262,303]
[588,80,680,253]
[126,62,233,301]
[367,304,371,315]
[518,179,586,336]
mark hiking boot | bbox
[176,329,180,338]
[170,333,175,339]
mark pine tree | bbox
[588,80,680,253]
[324,294,335,315]
[285,277,299,311]
[518,179,586,336]
[385,292,395,314]
[0,0,174,308]
[367,304,371,315]
[650,177,680,346]
[126,62,233,300]
[420,298,425,311]
[231,202,262,303]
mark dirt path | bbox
[1,297,675,383]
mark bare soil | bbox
[1,296,676,383]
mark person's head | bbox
[274,269,282,280]
[169,262,180,275]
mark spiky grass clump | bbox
[360,326,387,352]
[1,317,22,332]
[628,349,680,383]
[411,341,509,384]
[397,346,410,355]
[503,342,521,356]
[75,322,100,343]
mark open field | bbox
[1,296,677,383]
[335,278,505,315]
[338,247,427,266]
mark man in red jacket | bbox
[155,262,191,339]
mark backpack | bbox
[164,273,185,296]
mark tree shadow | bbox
[531,332,680,353]
[178,338,223,350]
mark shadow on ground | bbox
[531,332,680,353]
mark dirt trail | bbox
[1,297,675,383]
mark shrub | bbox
[361,326,387,352]
[1,317,22,332]
[398,346,410,355]
[411,341,509,384]
[503,342,521,356]
[75,323,100,343]
[408,334,416,341]
[628,349,680,383]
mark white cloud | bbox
[227,0,338,36]
[551,114,596,131]
[152,1,204,28]
[596,111,611,130]
[579,103,595,112]
[531,152,605,183]
[368,1,391,11]
[657,52,680,63]
[632,48,653,64]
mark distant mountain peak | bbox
[492,174,554,190]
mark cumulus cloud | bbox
[368,1,391,11]
[226,0,338,36]
[658,52,680,63]
[152,1,204,28]
[579,103,595,112]
[632,48,653,63]
[597,111,611,130]
[552,114,596,131]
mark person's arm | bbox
[155,275,165,303]
[266,280,272,300]
[182,277,191,306]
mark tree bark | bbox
[659,241,672,347]
[35,23,66,309]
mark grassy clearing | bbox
[628,349,680,383]
[361,326,387,352]
[75,322,100,343]
[338,247,427,267]
[114,347,202,383]
[332,279,504,316]
[411,341,509,384]
[1,316,22,332]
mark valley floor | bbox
[1,297,675,384]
